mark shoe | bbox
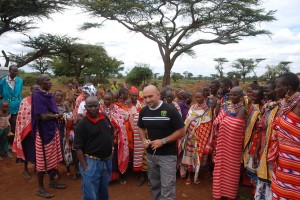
[36,190,54,198]
[23,170,31,180]
[136,178,145,186]
[194,179,201,184]
[0,156,3,161]
[7,132,15,137]
[49,182,67,189]
[6,152,13,159]
[185,179,191,185]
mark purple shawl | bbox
[31,90,59,145]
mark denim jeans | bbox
[147,153,177,200]
[79,157,112,200]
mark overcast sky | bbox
[0,0,299,77]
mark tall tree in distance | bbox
[252,58,266,78]
[125,63,153,86]
[263,61,291,80]
[75,0,275,86]
[0,0,70,36]
[214,58,228,78]
[232,58,255,83]
[30,57,52,74]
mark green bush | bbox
[19,73,39,86]
[56,76,75,85]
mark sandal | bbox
[119,179,127,185]
[49,182,67,189]
[185,179,191,185]
[136,178,145,186]
[36,190,54,198]
[194,179,201,185]
[71,174,78,180]
[23,171,31,180]
[66,172,73,177]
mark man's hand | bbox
[150,139,164,150]
[143,139,151,149]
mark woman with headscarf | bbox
[76,84,98,120]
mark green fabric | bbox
[0,128,9,154]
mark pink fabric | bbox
[12,96,32,160]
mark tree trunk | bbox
[1,50,9,67]
[162,55,173,86]
[75,66,81,81]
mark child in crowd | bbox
[0,101,12,160]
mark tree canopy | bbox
[0,0,70,36]
[29,57,52,74]
[52,43,123,80]
[214,58,228,78]
[9,33,75,68]
[125,63,153,86]
[263,61,291,80]
[76,0,275,86]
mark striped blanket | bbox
[213,113,245,199]
[36,130,62,172]
[268,93,300,200]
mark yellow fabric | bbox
[242,104,260,167]
[256,106,278,181]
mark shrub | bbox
[56,76,75,85]
[19,73,38,86]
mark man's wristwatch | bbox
[161,138,167,145]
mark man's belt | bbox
[84,154,110,161]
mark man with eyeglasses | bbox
[138,85,185,200]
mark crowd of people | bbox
[0,64,299,200]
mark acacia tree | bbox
[214,58,228,78]
[52,43,123,80]
[0,0,70,36]
[30,57,52,74]
[232,58,254,84]
[75,0,275,86]
[9,34,76,68]
[232,58,265,83]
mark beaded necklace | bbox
[227,101,244,115]
[277,92,300,117]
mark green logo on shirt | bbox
[161,111,167,117]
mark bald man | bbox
[74,96,114,200]
[138,85,185,200]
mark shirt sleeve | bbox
[137,107,146,128]
[74,120,85,149]
[170,106,185,131]
[77,102,85,114]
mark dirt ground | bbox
[2,81,252,200]
[0,154,252,200]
